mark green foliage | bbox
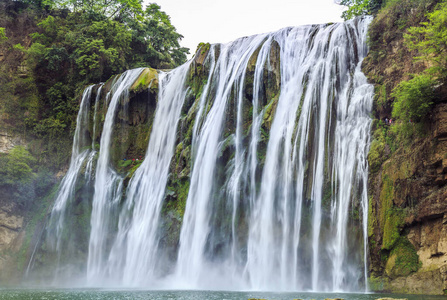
[117,159,132,168]
[382,207,405,250]
[368,124,388,173]
[388,119,426,147]
[164,179,190,219]
[368,275,387,291]
[389,237,420,276]
[404,0,447,79]
[0,0,189,170]
[378,173,405,250]
[368,122,399,173]
[0,146,56,210]
[0,146,35,183]
[62,0,143,20]
[368,138,385,174]
[341,0,371,20]
[127,4,189,68]
[340,0,384,20]
[389,0,447,141]
[34,116,67,138]
[13,43,25,51]
[73,19,131,79]
[391,73,436,122]
[0,27,7,42]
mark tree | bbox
[63,0,143,20]
[339,0,383,20]
[128,3,189,68]
[340,0,370,20]
[0,146,35,183]
[73,18,132,80]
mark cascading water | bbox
[87,68,145,282]
[41,17,374,292]
[106,63,192,286]
[176,34,272,288]
[47,85,94,256]
[176,17,373,291]
[84,84,103,182]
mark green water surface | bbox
[0,289,445,300]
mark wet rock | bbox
[129,68,158,94]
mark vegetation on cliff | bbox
[0,0,188,212]
[344,0,447,294]
[0,0,188,170]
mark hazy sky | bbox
[145,0,346,57]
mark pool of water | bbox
[0,289,445,300]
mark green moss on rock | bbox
[130,68,158,94]
[262,94,279,131]
[385,237,420,278]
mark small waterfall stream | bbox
[107,62,192,286]
[47,85,94,255]
[41,17,374,292]
[87,68,144,282]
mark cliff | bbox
[363,0,447,295]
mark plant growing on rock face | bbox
[404,0,447,80]
[391,73,436,123]
[0,146,55,210]
[0,146,35,183]
[0,27,7,43]
[389,0,447,136]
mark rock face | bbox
[0,130,22,153]
[0,203,24,284]
[367,82,447,296]
[363,0,447,295]
[0,204,23,250]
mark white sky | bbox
[145,0,346,57]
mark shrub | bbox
[391,73,436,123]
[0,27,7,42]
[2,146,35,183]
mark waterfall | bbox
[106,62,192,286]
[47,85,94,255]
[176,33,271,288]
[176,17,373,291]
[87,68,144,282]
[42,17,373,292]
[85,84,103,182]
